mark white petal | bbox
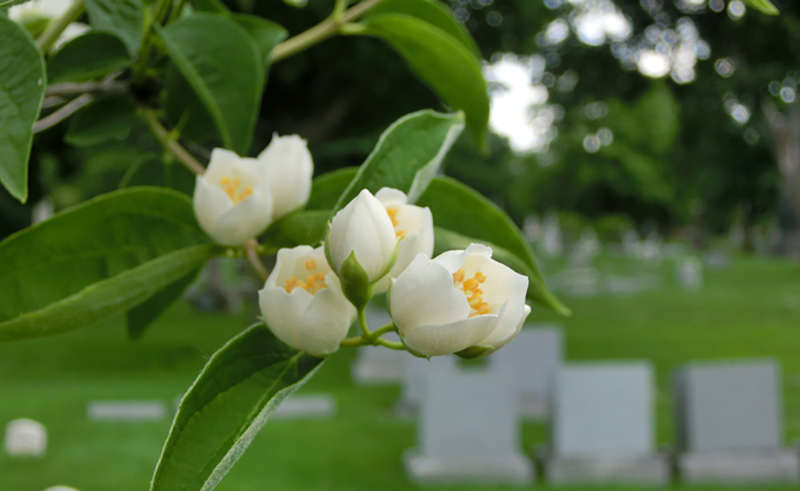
[402,315,498,356]
[210,189,272,246]
[375,187,408,206]
[259,134,313,220]
[479,304,531,350]
[205,148,243,180]
[389,254,470,332]
[193,176,233,242]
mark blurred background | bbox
[2,0,800,489]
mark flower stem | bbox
[357,308,370,338]
[33,93,93,133]
[339,336,370,348]
[36,0,85,54]
[245,239,269,281]
[270,0,384,63]
[375,338,405,350]
[371,322,396,339]
[141,109,205,175]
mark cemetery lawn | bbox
[1,254,799,491]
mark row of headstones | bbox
[353,322,799,485]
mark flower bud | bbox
[258,245,355,356]
[193,149,273,246]
[327,189,397,283]
[373,188,434,293]
[257,134,313,220]
[389,244,531,356]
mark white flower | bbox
[327,189,397,282]
[373,188,434,293]
[257,134,313,220]
[258,245,355,356]
[389,244,531,356]
[193,148,272,246]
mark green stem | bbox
[167,0,187,23]
[357,308,369,338]
[141,109,205,175]
[244,239,269,281]
[371,322,396,339]
[36,0,85,54]
[270,0,384,63]
[339,336,370,348]
[375,338,405,350]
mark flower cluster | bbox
[194,137,531,358]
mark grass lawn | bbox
[1,253,799,490]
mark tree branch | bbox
[141,109,206,175]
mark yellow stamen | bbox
[284,269,328,295]
[219,176,253,204]
[452,269,465,285]
[453,268,491,317]
[386,207,399,227]
[305,259,316,271]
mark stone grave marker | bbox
[44,486,80,491]
[676,256,703,290]
[541,213,563,256]
[405,366,534,484]
[273,394,336,419]
[674,360,799,483]
[543,362,669,485]
[395,355,457,417]
[4,418,47,457]
[87,401,167,421]
[489,325,562,418]
[352,305,406,384]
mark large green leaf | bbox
[84,0,144,55]
[744,0,779,15]
[65,94,138,147]
[232,14,287,66]
[260,209,328,251]
[47,31,130,83]
[362,14,488,146]
[307,167,358,210]
[332,110,464,212]
[127,267,200,339]
[0,187,217,341]
[368,0,480,57]
[151,323,324,491]
[159,13,264,154]
[418,177,569,315]
[0,16,45,203]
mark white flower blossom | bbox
[257,134,313,220]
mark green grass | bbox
[1,254,799,490]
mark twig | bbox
[36,0,85,54]
[245,239,269,281]
[270,0,384,63]
[33,93,93,133]
[46,80,128,97]
[141,109,205,175]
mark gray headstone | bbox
[674,360,799,483]
[544,362,669,485]
[675,360,782,452]
[88,401,167,421]
[4,418,47,457]
[676,256,703,290]
[554,362,654,456]
[405,366,534,484]
[351,306,406,384]
[489,325,562,418]
[273,394,335,419]
[541,213,563,256]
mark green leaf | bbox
[120,156,195,196]
[47,31,130,83]
[232,14,287,66]
[307,167,358,209]
[127,268,200,339]
[332,110,464,212]
[362,14,489,146]
[260,209,328,250]
[84,0,145,55]
[159,13,264,154]
[0,187,217,341]
[0,16,45,203]
[744,0,779,15]
[190,0,228,12]
[368,0,480,57]
[418,177,569,315]
[151,323,324,491]
[65,94,138,147]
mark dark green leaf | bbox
[744,0,779,15]
[307,167,357,210]
[0,187,217,341]
[332,110,464,212]
[260,209,328,250]
[190,0,228,12]
[65,94,138,147]
[159,13,264,154]
[127,267,200,339]
[84,0,145,55]
[232,14,287,66]
[119,156,196,196]
[363,14,489,146]
[47,31,130,83]
[0,16,45,203]
[151,323,324,491]
[418,177,569,315]
[368,0,480,57]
